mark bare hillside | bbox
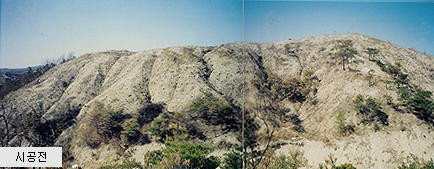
[1,34,433,168]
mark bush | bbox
[143,149,163,167]
[144,140,220,169]
[319,154,357,169]
[335,163,357,169]
[190,92,241,130]
[121,120,140,144]
[149,112,170,141]
[366,47,379,60]
[398,154,434,169]
[264,72,312,103]
[220,151,242,169]
[288,114,305,132]
[407,89,434,124]
[269,150,307,169]
[91,103,124,142]
[100,159,143,169]
[353,95,388,126]
[398,87,412,100]
[335,111,354,136]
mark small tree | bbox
[270,150,307,169]
[407,89,434,123]
[366,48,379,61]
[334,40,358,70]
[319,154,357,169]
[335,110,354,136]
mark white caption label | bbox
[0,147,62,167]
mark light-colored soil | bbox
[1,34,433,168]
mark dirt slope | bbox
[1,34,433,168]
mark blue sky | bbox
[245,1,434,52]
[1,0,433,68]
[1,0,242,68]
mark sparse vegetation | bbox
[398,154,434,169]
[144,139,220,169]
[335,110,355,136]
[320,47,327,52]
[149,92,242,142]
[268,150,307,169]
[332,40,358,70]
[149,112,171,141]
[0,52,76,101]
[319,154,357,169]
[407,89,434,124]
[353,94,388,126]
[221,149,308,169]
[375,60,434,125]
[257,71,313,103]
[100,159,143,169]
[366,47,379,61]
[85,101,161,148]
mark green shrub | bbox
[336,111,354,136]
[100,159,143,169]
[149,112,170,140]
[144,140,220,169]
[335,163,357,169]
[353,95,388,126]
[376,59,434,125]
[143,149,163,167]
[319,154,357,169]
[372,121,380,132]
[88,102,125,144]
[320,47,327,52]
[407,89,434,123]
[353,94,364,104]
[398,87,412,100]
[190,92,241,129]
[395,73,409,87]
[122,121,140,144]
[398,154,434,169]
[220,151,242,169]
[270,150,307,169]
[366,47,379,60]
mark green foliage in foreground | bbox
[220,151,242,169]
[144,140,220,169]
[319,154,357,169]
[269,150,308,169]
[220,149,307,169]
[398,154,434,169]
[99,159,143,169]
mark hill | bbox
[1,34,433,168]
